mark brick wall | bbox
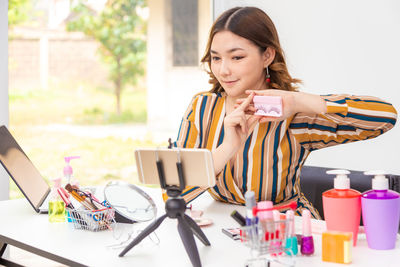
[8,38,41,89]
[48,39,110,85]
[9,34,111,90]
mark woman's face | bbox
[210,30,268,98]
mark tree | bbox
[8,0,32,28]
[67,0,146,115]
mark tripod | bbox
[119,150,211,267]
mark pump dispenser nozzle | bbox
[326,169,350,189]
[364,170,388,190]
[64,156,80,184]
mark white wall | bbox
[147,0,212,138]
[0,1,9,200]
[214,0,400,174]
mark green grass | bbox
[8,81,164,199]
[10,81,147,126]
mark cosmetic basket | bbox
[66,207,116,232]
[241,217,296,267]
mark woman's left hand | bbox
[236,89,298,123]
[236,89,327,123]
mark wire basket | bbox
[66,207,115,232]
[241,218,296,267]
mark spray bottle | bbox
[322,169,361,246]
[64,156,80,185]
[361,170,400,250]
[49,177,66,223]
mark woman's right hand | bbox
[222,93,261,154]
[212,93,260,175]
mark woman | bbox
[172,7,397,218]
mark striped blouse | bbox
[172,92,397,218]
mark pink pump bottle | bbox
[64,156,80,184]
[323,170,361,246]
[361,171,400,250]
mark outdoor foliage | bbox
[8,0,32,28]
[66,0,147,115]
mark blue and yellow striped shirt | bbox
[173,92,397,218]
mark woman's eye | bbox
[233,56,244,60]
[211,56,220,61]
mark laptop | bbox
[0,125,51,213]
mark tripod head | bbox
[165,187,182,198]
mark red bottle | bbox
[323,170,361,246]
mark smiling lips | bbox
[222,79,239,85]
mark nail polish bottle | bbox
[300,209,314,256]
[284,210,298,255]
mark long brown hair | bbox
[201,7,301,93]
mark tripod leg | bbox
[177,215,202,267]
[183,214,211,246]
[119,214,167,257]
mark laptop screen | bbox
[0,126,50,210]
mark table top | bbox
[1,187,400,267]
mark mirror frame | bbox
[104,180,157,222]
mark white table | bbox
[1,187,399,267]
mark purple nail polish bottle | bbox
[300,210,314,255]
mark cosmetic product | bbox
[245,191,258,242]
[300,209,314,256]
[57,187,89,227]
[272,210,284,248]
[193,218,213,227]
[323,170,361,246]
[231,210,246,227]
[285,210,298,255]
[322,231,352,264]
[361,171,400,250]
[65,184,97,210]
[245,191,257,226]
[253,95,282,117]
[257,201,274,241]
[63,156,80,185]
[273,210,282,239]
[57,187,73,223]
[272,210,280,222]
[279,213,287,244]
[49,178,66,223]
[222,228,241,240]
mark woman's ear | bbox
[263,47,276,67]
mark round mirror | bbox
[104,181,157,222]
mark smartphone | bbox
[134,148,216,187]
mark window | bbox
[171,0,198,66]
